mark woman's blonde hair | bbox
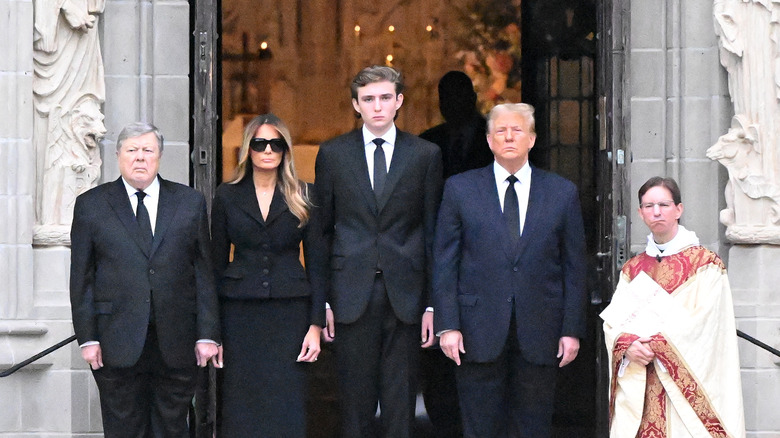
[230,114,311,226]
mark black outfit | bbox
[314,128,443,438]
[420,111,493,180]
[418,110,492,438]
[70,176,220,438]
[210,177,326,438]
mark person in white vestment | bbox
[603,176,745,438]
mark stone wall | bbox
[627,0,730,256]
[628,1,780,436]
[0,0,191,435]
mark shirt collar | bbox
[122,175,160,199]
[362,124,397,147]
[493,160,531,186]
[644,225,700,257]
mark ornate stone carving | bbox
[33,0,106,246]
[709,0,780,243]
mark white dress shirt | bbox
[493,161,532,235]
[363,124,396,189]
[122,176,160,234]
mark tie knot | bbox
[506,175,518,185]
[372,138,385,148]
[136,191,147,202]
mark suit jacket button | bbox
[262,268,269,275]
[262,243,270,250]
[149,269,155,275]
[512,267,519,272]
[507,297,512,303]
[262,281,269,288]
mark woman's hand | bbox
[297,325,322,362]
[625,337,655,366]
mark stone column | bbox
[709,1,780,436]
[0,0,93,436]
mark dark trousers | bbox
[420,347,463,437]
[92,325,197,438]
[455,314,557,438]
[334,273,419,438]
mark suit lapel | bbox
[376,131,412,212]
[480,166,518,262]
[344,130,378,214]
[513,167,545,263]
[150,177,181,257]
[106,178,151,258]
[234,176,267,226]
[264,187,289,225]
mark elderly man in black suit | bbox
[70,122,221,437]
[315,65,443,438]
[433,103,587,437]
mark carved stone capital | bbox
[32,224,71,246]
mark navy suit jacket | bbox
[314,128,443,324]
[432,164,587,365]
[70,177,220,368]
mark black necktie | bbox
[504,175,520,241]
[136,191,153,250]
[373,138,387,197]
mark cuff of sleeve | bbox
[79,341,100,348]
[436,329,452,337]
[425,307,434,313]
[325,302,331,310]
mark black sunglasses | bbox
[249,137,288,153]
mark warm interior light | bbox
[388,25,395,32]
[426,25,433,32]
[260,41,268,50]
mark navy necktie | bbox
[504,175,520,241]
[136,191,153,250]
[373,138,387,198]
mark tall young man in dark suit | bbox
[70,122,221,437]
[315,66,443,437]
[433,103,587,437]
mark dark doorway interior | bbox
[522,1,600,437]
[195,0,610,436]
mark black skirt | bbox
[218,297,310,438]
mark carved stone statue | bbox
[709,0,780,243]
[33,0,106,245]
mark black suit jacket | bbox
[210,177,327,327]
[419,112,494,179]
[314,128,443,324]
[433,165,587,365]
[70,177,220,368]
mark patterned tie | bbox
[135,191,153,251]
[373,138,387,198]
[504,175,520,242]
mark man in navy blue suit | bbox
[433,103,587,437]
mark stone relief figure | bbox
[39,96,106,227]
[33,0,106,245]
[710,0,780,243]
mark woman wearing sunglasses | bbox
[211,114,327,437]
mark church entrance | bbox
[191,1,620,436]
